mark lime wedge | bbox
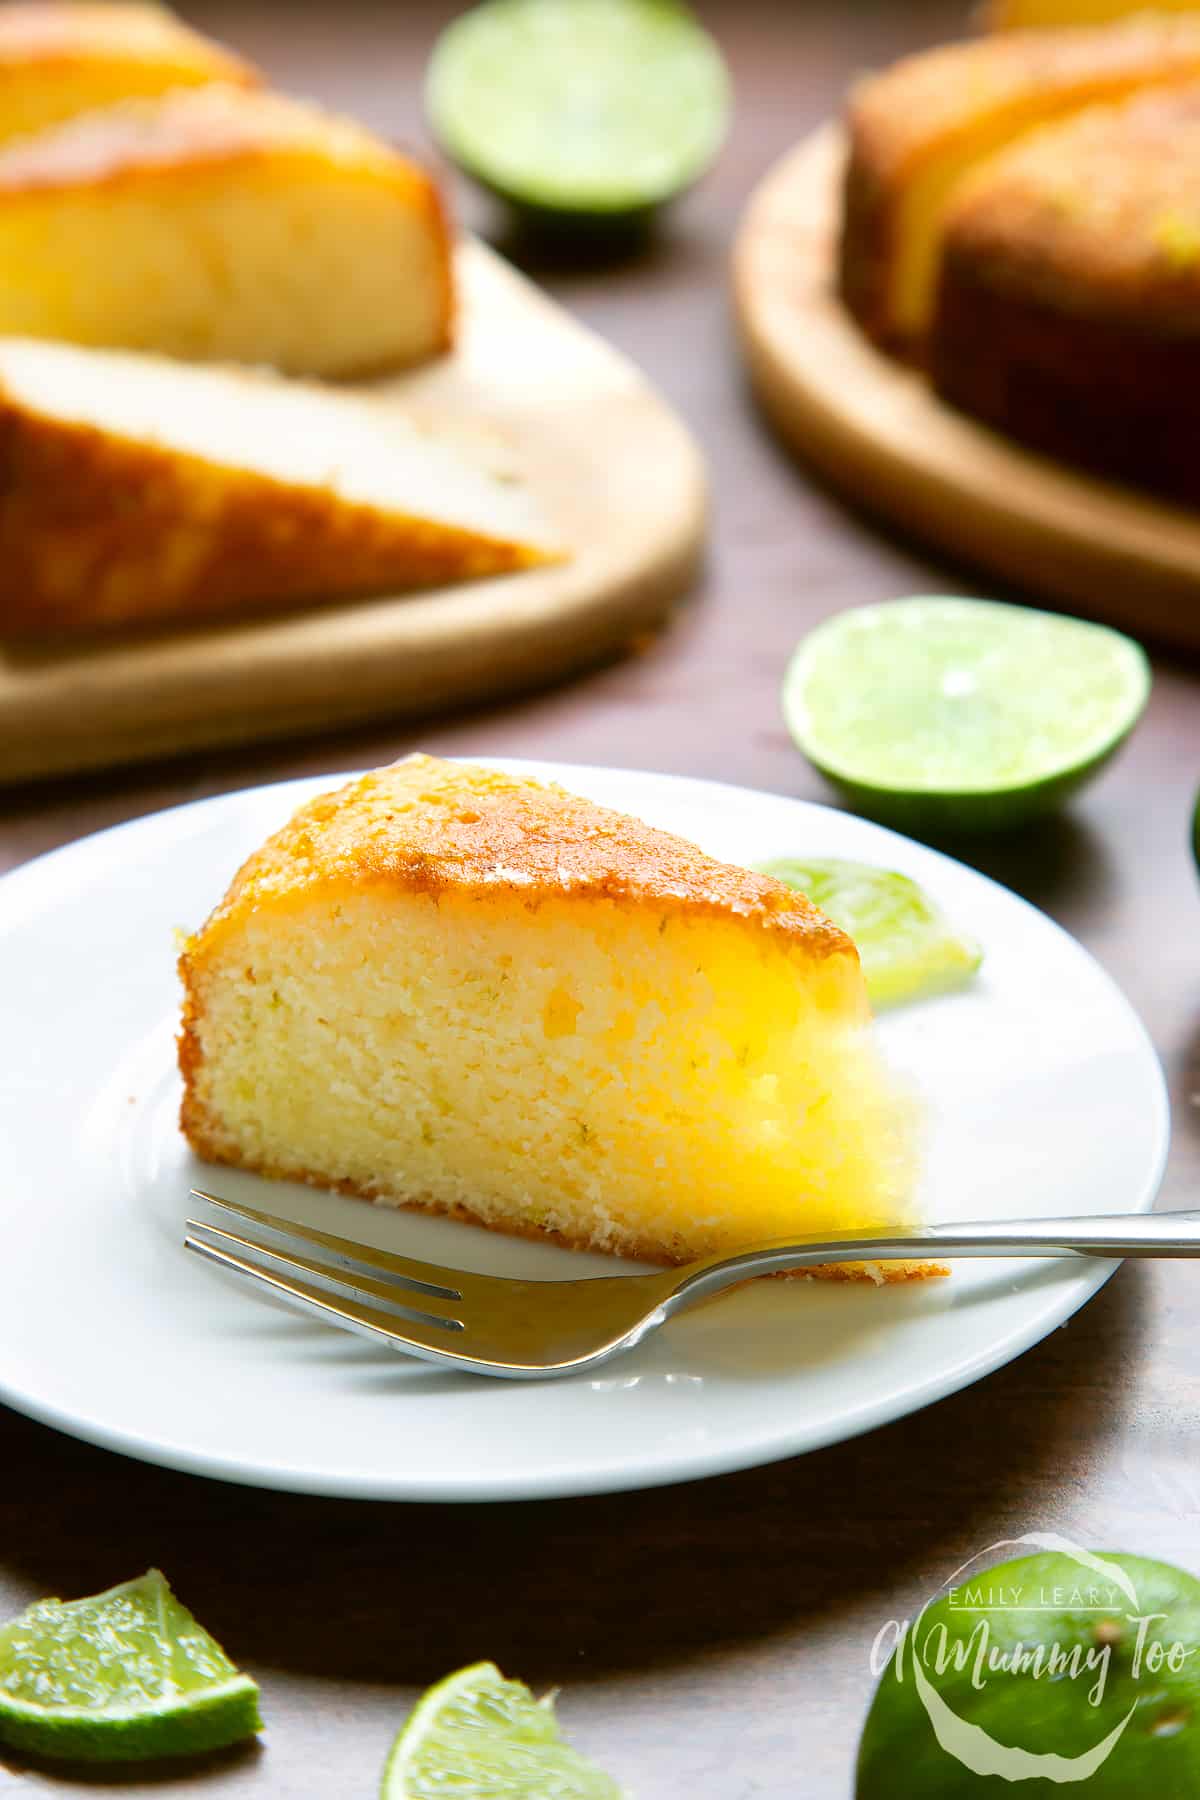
[0,1570,261,1763]
[783,597,1151,834]
[759,856,981,1008]
[382,1662,623,1799]
[427,0,730,223]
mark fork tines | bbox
[184,1190,471,1358]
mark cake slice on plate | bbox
[0,3,257,145]
[179,756,925,1281]
[0,82,453,376]
[0,338,560,634]
[840,15,1200,351]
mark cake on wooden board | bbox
[179,756,926,1281]
[839,15,1200,351]
[0,82,453,376]
[0,338,560,636]
[931,86,1200,506]
[0,3,256,145]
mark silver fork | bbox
[185,1193,1200,1380]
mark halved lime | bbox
[759,856,981,1008]
[0,1569,261,1763]
[382,1661,623,1799]
[783,597,1151,834]
[427,0,730,224]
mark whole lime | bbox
[857,1551,1200,1797]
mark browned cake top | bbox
[0,3,254,76]
[943,85,1200,328]
[0,81,413,194]
[194,754,855,960]
[846,16,1200,177]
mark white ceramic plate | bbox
[0,762,1169,1502]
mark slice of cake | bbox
[0,337,559,634]
[0,83,453,376]
[931,86,1200,506]
[0,3,257,145]
[839,16,1200,352]
[179,756,924,1280]
[0,338,560,635]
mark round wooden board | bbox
[733,124,1200,654]
[0,240,706,784]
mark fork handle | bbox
[669,1210,1200,1306]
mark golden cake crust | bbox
[186,754,858,962]
[932,86,1200,501]
[179,758,937,1282]
[940,86,1200,324]
[0,81,438,196]
[839,15,1200,348]
[0,2,255,80]
[0,381,552,635]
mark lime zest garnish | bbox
[760,856,982,1009]
[382,1661,623,1799]
[0,1570,261,1763]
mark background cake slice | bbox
[0,2,257,145]
[0,82,453,375]
[840,15,1200,352]
[0,339,560,634]
[931,86,1200,506]
[179,756,923,1281]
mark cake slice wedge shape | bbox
[0,338,561,634]
[0,82,453,376]
[179,756,926,1281]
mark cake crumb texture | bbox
[180,757,927,1278]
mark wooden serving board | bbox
[0,240,706,784]
[733,125,1200,654]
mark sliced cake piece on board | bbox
[179,755,927,1282]
[0,82,453,376]
[0,339,561,635]
[840,15,1200,352]
[0,2,257,144]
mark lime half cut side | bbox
[427,0,730,223]
[0,1569,261,1763]
[759,857,981,1009]
[783,597,1151,834]
[382,1661,623,1799]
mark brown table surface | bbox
[3,2,1200,1795]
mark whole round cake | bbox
[931,86,1200,505]
[838,14,1200,354]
